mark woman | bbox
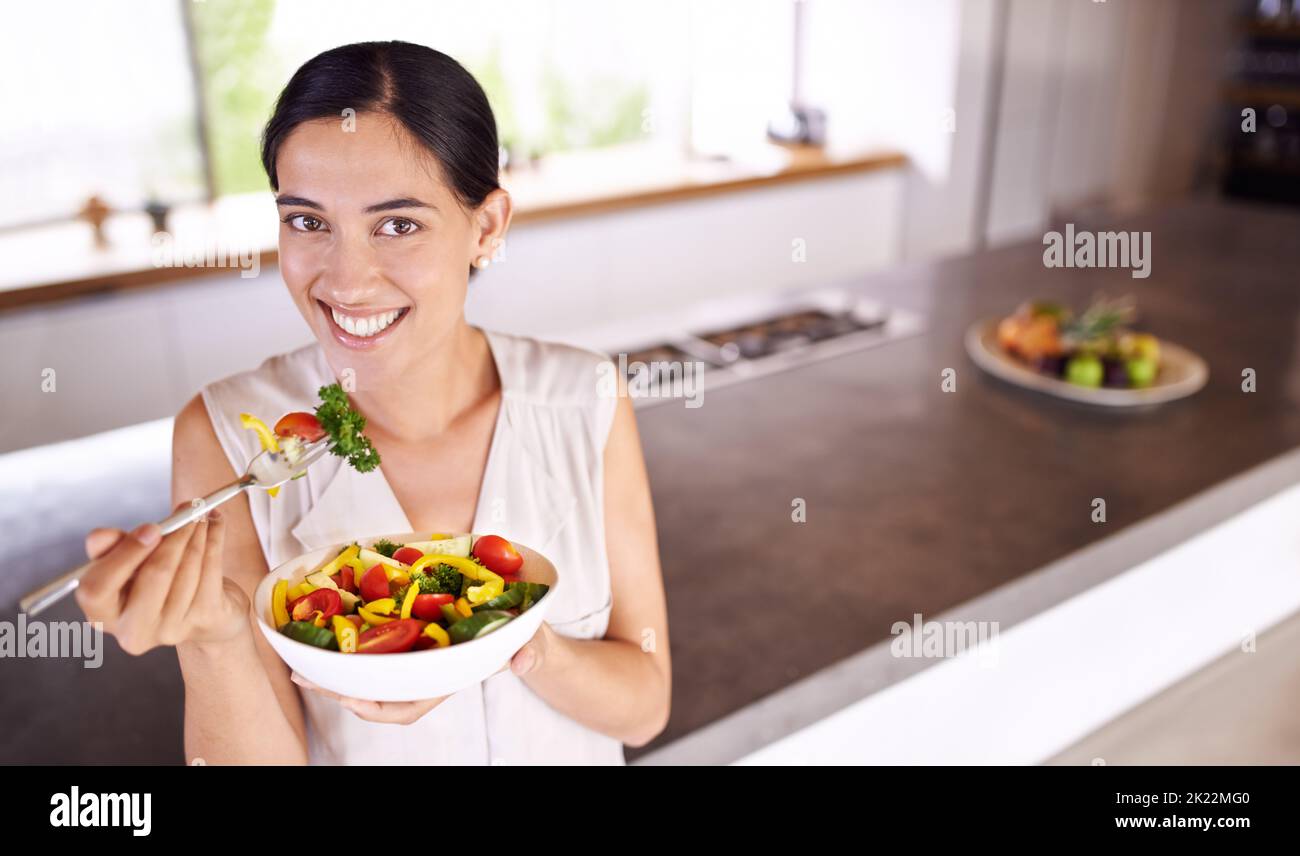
[75,41,671,765]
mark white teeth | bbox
[330,307,401,338]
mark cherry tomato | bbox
[360,565,390,602]
[392,546,424,566]
[471,535,523,575]
[411,593,454,621]
[357,619,423,654]
[274,411,325,443]
[289,588,342,623]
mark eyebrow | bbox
[274,195,436,214]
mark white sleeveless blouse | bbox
[199,329,625,765]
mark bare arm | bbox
[514,394,672,747]
[171,393,309,764]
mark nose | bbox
[318,232,386,305]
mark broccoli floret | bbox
[411,563,463,595]
[371,538,399,559]
[389,580,410,605]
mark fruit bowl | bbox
[253,532,559,701]
[966,319,1208,407]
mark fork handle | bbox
[156,479,250,535]
[19,478,251,616]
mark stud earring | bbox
[474,255,491,269]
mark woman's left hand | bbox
[508,621,558,678]
[290,674,448,725]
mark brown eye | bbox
[379,217,419,237]
[286,214,326,233]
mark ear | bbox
[470,188,513,264]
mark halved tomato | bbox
[274,411,326,442]
[360,565,390,602]
[392,546,424,566]
[411,593,454,621]
[289,588,342,623]
[357,619,423,654]
[471,535,523,575]
[330,565,357,594]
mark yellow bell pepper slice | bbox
[454,597,473,619]
[318,544,360,577]
[332,615,358,653]
[288,582,316,601]
[423,623,450,648]
[357,605,394,626]
[400,584,419,620]
[239,413,281,497]
[271,579,290,629]
[365,597,397,615]
[408,554,504,605]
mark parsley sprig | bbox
[314,383,381,473]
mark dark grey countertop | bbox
[630,197,1300,760]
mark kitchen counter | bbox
[629,198,1300,762]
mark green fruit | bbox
[1125,357,1157,388]
[1065,354,1104,388]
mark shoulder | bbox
[184,342,330,479]
[199,342,330,419]
[487,329,616,407]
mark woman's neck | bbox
[343,321,498,446]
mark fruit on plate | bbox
[997,301,1067,361]
[997,296,1161,390]
[1064,354,1103,388]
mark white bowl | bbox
[253,532,558,701]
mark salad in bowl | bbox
[254,532,557,701]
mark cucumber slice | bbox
[447,610,514,644]
[472,583,525,612]
[338,589,361,612]
[402,534,472,558]
[305,571,339,590]
[280,620,339,650]
[519,582,550,613]
[357,548,409,571]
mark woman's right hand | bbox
[76,504,248,655]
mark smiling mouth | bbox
[318,299,411,344]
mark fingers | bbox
[75,522,166,624]
[291,673,446,725]
[116,521,202,638]
[85,528,125,560]
[157,515,209,644]
[510,623,550,677]
[192,507,229,620]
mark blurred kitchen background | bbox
[3,0,1299,765]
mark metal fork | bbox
[19,438,332,616]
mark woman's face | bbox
[273,112,505,382]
